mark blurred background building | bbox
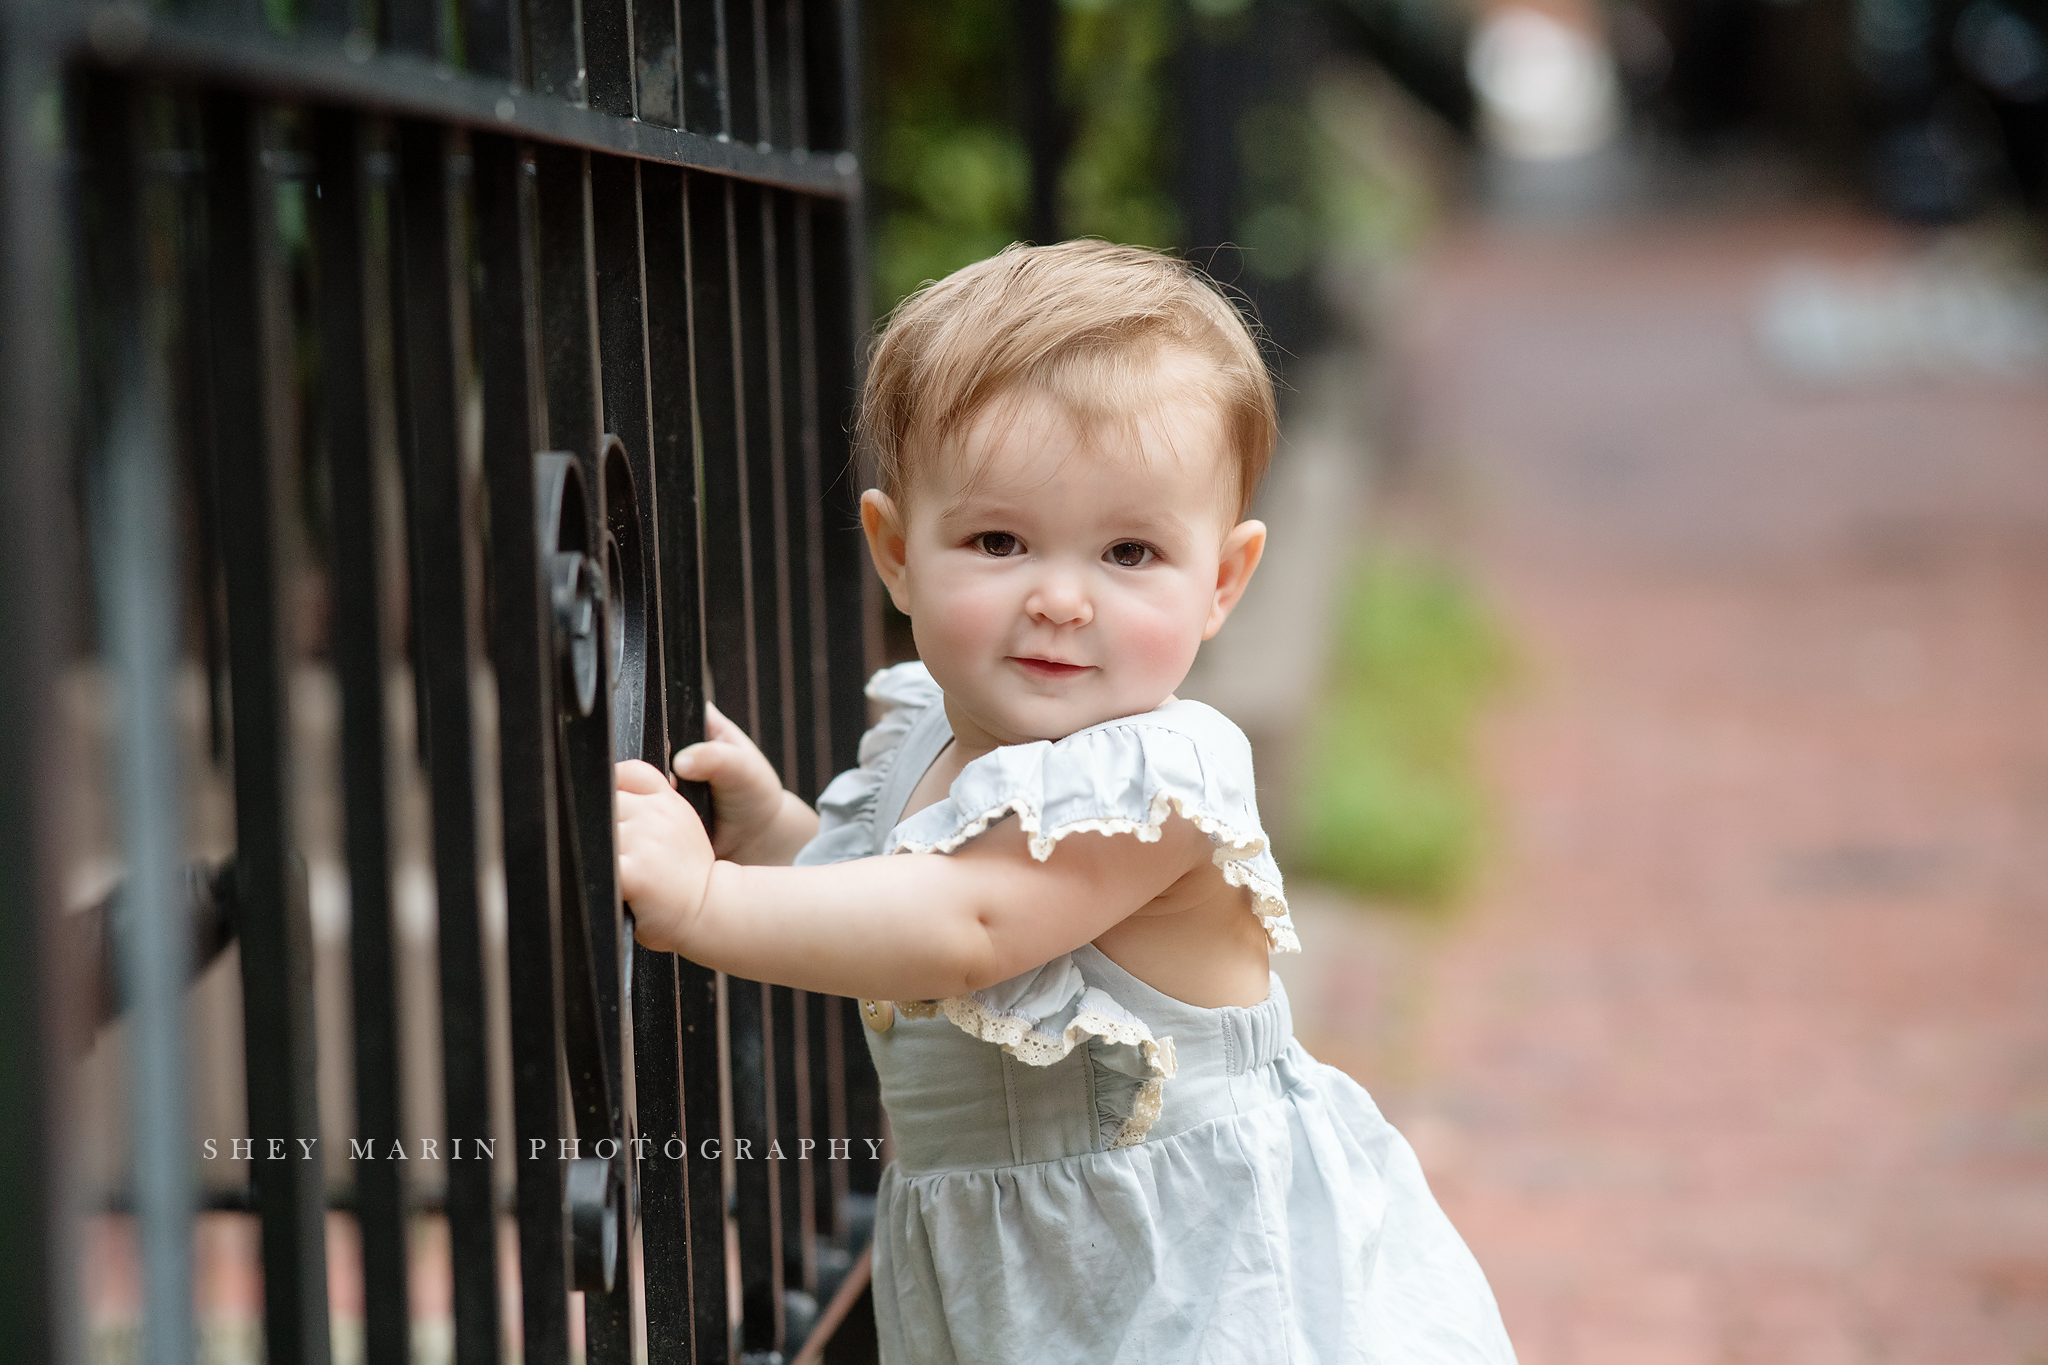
[859,1,2048,1361]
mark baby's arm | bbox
[615,758,1213,1001]
[670,702,818,865]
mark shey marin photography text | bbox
[200,1136,885,1161]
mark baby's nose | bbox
[1025,575,1092,626]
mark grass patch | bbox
[1293,554,1513,908]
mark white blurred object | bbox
[1756,261,2048,383]
[1467,8,1622,160]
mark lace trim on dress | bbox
[895,991,1180,1148]
[888,788,1300,955]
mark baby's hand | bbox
[615,759,716,955]
[671,702,790,862]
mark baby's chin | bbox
[980,691,1178,745]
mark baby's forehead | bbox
[935,385,1231,489]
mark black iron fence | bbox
[0,0,878,1362]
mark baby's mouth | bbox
[1008,656,1093,682]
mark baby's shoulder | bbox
[888,692,1267,857]
[1020,696,1263,814]
[1085,697,1257,771]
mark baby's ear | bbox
[860,490,914,614]
[1203,519,1266,640]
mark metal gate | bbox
[0,0,878,1362]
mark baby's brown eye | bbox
[977,532,1020,557]
[1108,542,1154,568]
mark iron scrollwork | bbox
[535,438,654,1296]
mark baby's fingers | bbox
[616,758,672,795]
[671,741,721,782]
[702,702,744,744]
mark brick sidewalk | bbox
[1291,213,2048,1364]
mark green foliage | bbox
[865,0,1449,317]
[1305,68,1445,264]
[1295,556,1511,907]
[866,0,1183,314]
[1238,68,1447,284]
[868,0,1031,311]
[1060,0,1181,248]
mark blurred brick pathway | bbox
[1296,213,2048,1364]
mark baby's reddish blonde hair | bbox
[858,240,1277,519]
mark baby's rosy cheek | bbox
[915,581,1008,653]
[1116,602,1203,674]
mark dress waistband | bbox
[871,945,1302,1174]
[1220,988,1294,1076]
[1067,943,1295,1078]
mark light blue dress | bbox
[795,663,1517,1364]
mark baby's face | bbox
[865,384,1264,749]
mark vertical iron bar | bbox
[465,0,527,82]
[673,170,735,1365]
[681,962,730,1363]
[585,0,637,118]
[634,0,683,126]
[725,0,762,146]
[761,193,798,793]
[79,74,195,1365]
[806,195,866,778]
[730,979,782,1354]
[642,165,705,793]
[309,106,410,1365]
[773,193,816,804]
[798,0,852,156]
[791,990,821,1273]
[734,182,786,782]
[782,0,808,150]
[763,0,793,150]
[0,28,75,1365]
[534,146,602,461]
[789,201,830,800]
[528,0,586,102]
[1016,0,1063,243]
[748,0,773,145]
[591,156,655,503]
[804,986,836,1247]
[679,0,729,135]
[389,118,501,1365]
[770,984,807,1299]
[202,91,331,1365]
[695,180,756,737]
[473,130,574,1365]
[819,990,847,1255]
[634,942,695,1364]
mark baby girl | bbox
[617,240,1516,1362]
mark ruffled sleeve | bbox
[884,701,1294,1150]
[791,662,943,867]
[886,700,1298,954]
